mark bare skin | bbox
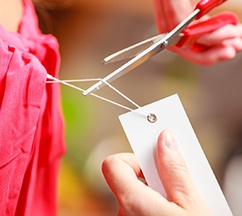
[0,0,23,32]
[102,2,242,215]
[0,1,238,215]
[102,130,212,216]
[154,0,242,65]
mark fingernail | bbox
[164,130,178,151]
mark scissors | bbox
[83,0,238,96]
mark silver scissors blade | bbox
[83,39,167,96]
[102,34,166,65]
[83,9,200,96]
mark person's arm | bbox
[153,0,242,65]
[102,130,211,216]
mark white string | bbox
[46,74,150,116]
[101,80,150,116]
[46,74,133,112]
[46,78,101,83]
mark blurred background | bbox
[34,0,242,215]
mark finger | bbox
[170,45,238,65]
[102,153,143,194]
[154,0,168,33]
[193,45,238,64]
[197,23,242,46]
[102,153,179,216]
[171,23,242,65]
[154,0,194,32]
[223,37,242,52]
[155,130,199,208]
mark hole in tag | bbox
[147,113,157,123]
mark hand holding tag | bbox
[102,130,211,216]
[117,94,232,216]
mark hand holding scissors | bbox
[83,0,241,96]
[154,0,242,65]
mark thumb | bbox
[155,130,198,207]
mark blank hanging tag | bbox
[119,94,232,216]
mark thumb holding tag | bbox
[156,130,211,216]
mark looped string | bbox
[46,74,133,112]
[46,74,156,121]
[100,79,150,116]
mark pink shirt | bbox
[0,0,65,215]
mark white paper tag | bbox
[119,94,232,216]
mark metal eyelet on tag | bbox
[147,113,157,123]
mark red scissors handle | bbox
[176,12,239,51]
[195,0,228,19]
